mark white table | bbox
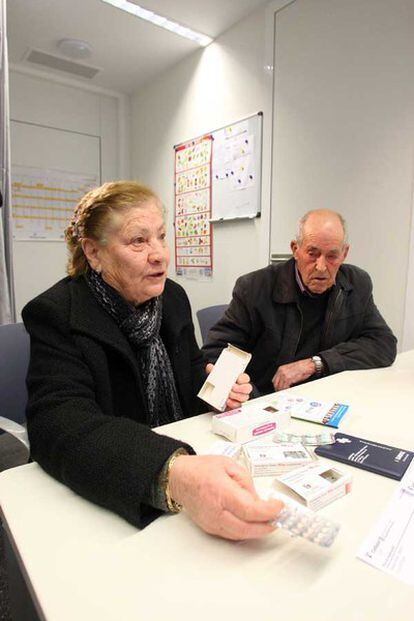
[1,352,414,620]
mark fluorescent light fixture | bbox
[100,0,213,47]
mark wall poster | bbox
[174,135,213,280]
[11,165,98,241]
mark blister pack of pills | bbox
[273,430,335,446]
[270,502,340,547]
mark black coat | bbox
[22,276,206,528]
[203,259,397,395]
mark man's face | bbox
[291,214,349,294]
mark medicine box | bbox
[212,404,290,444]
[204,440,242,460]
[243,442,314,476]
[276,462,352,511]
[198,344,252,412]
[270,394,349,428]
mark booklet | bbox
[271,395,349,428]
[315,432,414,480]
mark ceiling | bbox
[8,0,270,94]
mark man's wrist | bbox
[311,355,324,378]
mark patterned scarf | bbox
[85,270,183,427]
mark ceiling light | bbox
[57,39,93,60]
[100,0,213,47]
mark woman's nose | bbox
[148,239,165,261]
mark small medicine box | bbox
[212,404,290,444]
[243,442,314,476]
[276,462,352,511]
[198,344,251,412]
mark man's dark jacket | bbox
[203,259,397,395]
[22,276,205,528]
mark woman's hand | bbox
[205,363,252,410]
[168,454,284,540]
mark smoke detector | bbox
[57,39,93,60]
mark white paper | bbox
[357,460,414,585]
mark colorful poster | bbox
[11,165,98,241]
[174,136,213,280]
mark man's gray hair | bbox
[296,210,348,246]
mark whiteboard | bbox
[211,112,263,222]
[211,113,262,221]
[11,120,101,317]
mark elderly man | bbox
[203,209,397,395]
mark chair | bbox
[196,304,229,345]
[0,323,30,458]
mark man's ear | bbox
[342,244,350,261]
[290,240,298,257]
[81,238,101,272]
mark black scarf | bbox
[85,270,183,427]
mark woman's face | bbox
[86,200,170,305]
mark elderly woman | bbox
[23,181,282,540]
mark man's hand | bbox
[168,454,284,540]
[205,363,252,410]
[272,358,315,391]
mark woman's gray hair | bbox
[296,210,348,246]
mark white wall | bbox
[131,0,414,349]
[12,0,414,349]
[130,4,280,335]
[9,69,128,317]
[271,0,414,345]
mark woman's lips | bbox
[146,271,165,278]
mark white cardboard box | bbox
[276,462,352,511]
[203,440,242,459]
[243,442,314,476]
[270,394,349,428]
[211,404,290,444]
[198,344,252,411]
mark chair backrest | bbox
[196,304,229,345]
[0,322,30,425]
